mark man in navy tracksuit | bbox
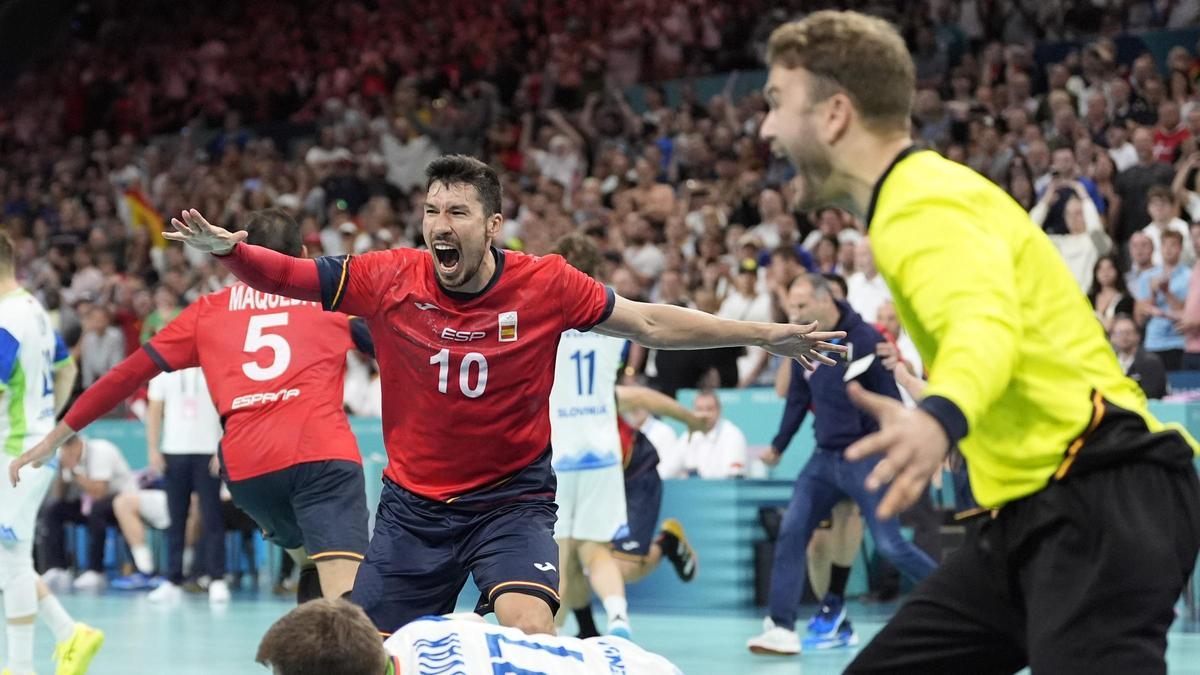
[747,274,938,656]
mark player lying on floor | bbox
[255,598,683,675]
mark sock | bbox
[297,566,322,604]
[828,565,851,602]
[39,594,77,643]
[6,623,35,673]
[182,548,195,576]
[602,596,628,623]
[132,545,154,575]
[574,607,600,639]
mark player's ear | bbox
[300,244,309,259]
[822,92,853,146]
[487,213,503,239]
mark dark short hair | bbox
[256,599,386,675]
[695,388,721,408]
[425,155,503,218]
[1147,185,1174,203]
[1162,229,1184,246]
[822,272,848,299]
[0,231,13,274]
[552,232,603,279]
[241,209,303,257]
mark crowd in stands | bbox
[5,0,1200,421]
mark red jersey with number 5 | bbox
[144,283,364,481]
[314,247,614,501]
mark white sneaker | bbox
[747,617,801,655]
[72,570,106,591]
[148,581,183,604]
[208,579,230,605]
[41,568,72,592]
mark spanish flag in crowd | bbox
[123,188,167,249]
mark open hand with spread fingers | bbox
[165,209,247,255]
[844,382,949,518]
[761,321,848,371]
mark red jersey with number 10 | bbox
[144,283,361,481]
[316,247,614,501]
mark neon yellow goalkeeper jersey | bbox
[868,148,1198,508]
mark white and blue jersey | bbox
[549,331,625,472]
[0,288,68,457]
[384,616,683,675]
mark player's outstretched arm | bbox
[168,209,322,302]
[595,295,847,371]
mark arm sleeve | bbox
[63,349,162,430]
[216,243,322,303]
[0,328,17,386]
[872,204,1022,445]
[52,332,70,367]
[770,361,812,452]
[143,301,203,372]
[556,256,616,331]
[313,250,401,318]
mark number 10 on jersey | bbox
[430,349,489,398]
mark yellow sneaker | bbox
[658,518,698,582]
[52,623,103,675]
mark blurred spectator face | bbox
[85,306,110,333]
[1159,101,1181,129]
[634,158,656,186]
[1095,257,1118,288]
[1147,193,1175,223]
[877,301,901,339]
[1094,153,1116,182]
[1110,317,1140,354]
[1026,141,1050,175]
[132,289,153,317]
[758,189,783,221]
[1163,234,1183,266]
[692,392,721,433]
[1132,127,1155,163]
[1086,93,1108,123]
[1110,78,1131,106]
[814,237,838,268]
[658,270,685,303]
[610,266,642,300]
[854,240,875,276]
[1144,79,1166,106]
[1051,148,1076,177]
[154,286,178,313]
[787,275,837,328]
[1048,64,1070,90]
[1064,197,1086,234]
[816,209,842,235]
[1130,232,1154,267]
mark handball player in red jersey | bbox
[148,154,845,636]
[11,213,375,603]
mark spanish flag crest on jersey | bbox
[498,311,518,342]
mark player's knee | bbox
[512,612,556,636]
[0,569,38,619]
[112,492,135,515]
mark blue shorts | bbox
[351,450,560,634]
[224,459,369,562]
[611,465,662,559]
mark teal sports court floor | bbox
[8,592,1200,674]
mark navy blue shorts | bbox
[611,465,662,559]
[351,450,560,634]
[224,458,369,563]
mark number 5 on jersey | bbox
[243,313,292,381]
[429,349,488,398]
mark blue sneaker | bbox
[806,595,846,638]
[110,572,155,591]
[803,618,859,650]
